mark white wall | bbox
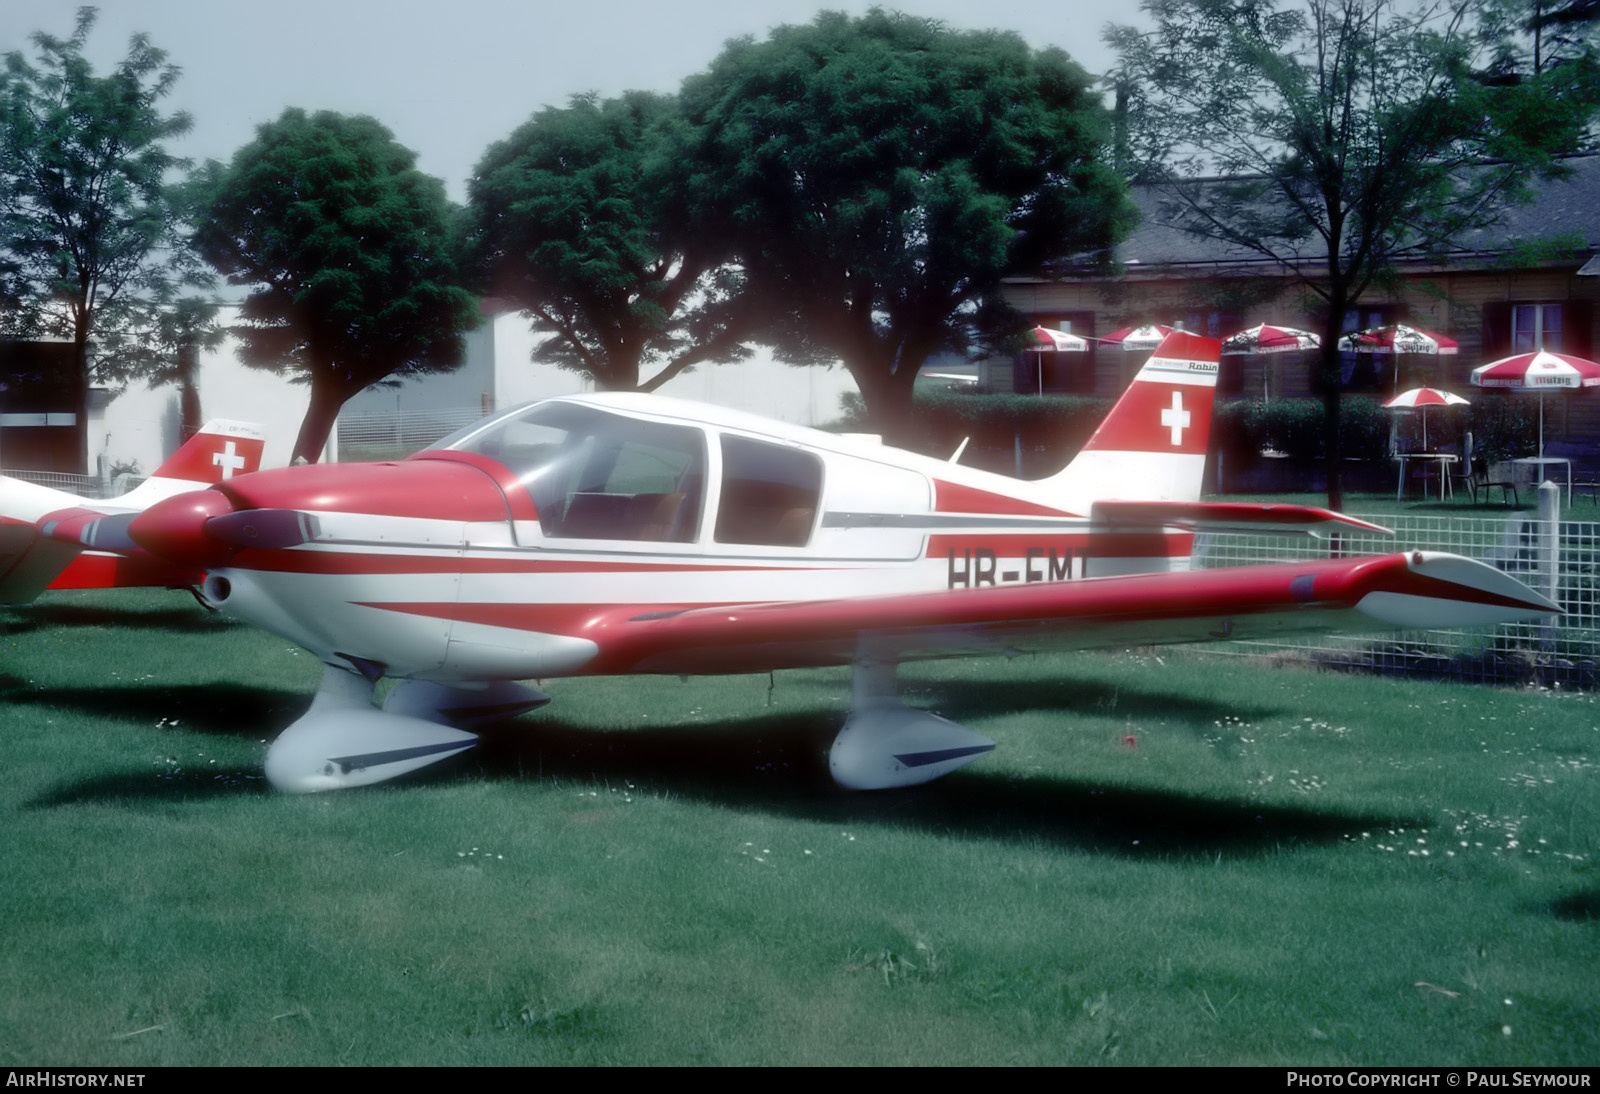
[93,306,313,478]
[343,310,859,433]
[94,307,862,476]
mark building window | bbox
[1513,304,1562,352]
[1483,302,1588,360]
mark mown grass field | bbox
[2,589,1597,1065]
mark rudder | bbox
[1046,331,1220,512]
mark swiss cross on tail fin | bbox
[149,420,266,485]
[1045,332,1221,509]
[1080,331,1219,456]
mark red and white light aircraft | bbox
[0,334,1558,792]
[0,419,265,600]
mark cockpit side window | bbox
[446,403,705,542]
[715,435,822,547]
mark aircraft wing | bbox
[574,551,1557,676]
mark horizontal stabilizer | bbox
[1093,500,1391,537]
[0,518,78,604]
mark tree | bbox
[1107,0,1600,508]
[468,92,751,392]
[680,10,1135,443]
[0,7,203,463]
[194,109,478,463]
[1480,0,1600,81]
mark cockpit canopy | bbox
[430,400,823,547]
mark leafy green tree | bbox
[1108,0,1600,508]
[468,92,751,392]
[194,109,478,463]
[1480,0,1600,80]
[0,7,204,462]
[680,10,1134,443]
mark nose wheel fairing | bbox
[266,668,550,792]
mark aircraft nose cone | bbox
[128,489,236,567]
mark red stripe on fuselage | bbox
[228,547,821,576]
[47,551,203,590]
[352,600,725,634]
[926,533,1193,560]
[932,480,1073,517]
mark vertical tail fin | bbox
[1047,332,1220,512]
[116,420,265,507]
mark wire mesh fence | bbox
[0,467,113,499]
[1193,512,1600,686]
[335,407,485,462]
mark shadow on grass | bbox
[28,765,274,806]
[3,681,306,739]
[18,683,303,806]
[1,601,239,636]
[1547,890,1600,923]
[904,677,1280,728]
[20,668,1411,855]
[464,709,1415,860]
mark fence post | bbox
[1538,480,1560,648]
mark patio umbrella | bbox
[1221,323,1320,354]
[1471,350,1600,458]
[1382,386,1469,450]
[1101,324,1175,351]
[1023,326,1088,394]
[1340,323,1460,395]
[1337,323,1460,356]
[1026,326,1090,352]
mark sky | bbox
[0,0,1145,202]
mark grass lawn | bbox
[2,589,1597,1065]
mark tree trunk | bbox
[292,374,350,464]
[1317,310,1346,513]
[177,343,203,439]
[73,323,91,477]
[849,353,922,449]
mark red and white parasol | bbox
[1101,324,1175,351]
[1471,350,1600,458]
[1026,326,1090,352]
[1221,323,1320,355]
[1382,387,1469,449]
[1338,324,1459,356]
[1021,326,1089,395]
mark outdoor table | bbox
[1393,452,1458,501]
[1513,456,1572,504]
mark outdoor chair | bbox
[1474,461,1519,506]
[1447,433,1475,500]
[1405,456,1441,499]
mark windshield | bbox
[435,402,705,543]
